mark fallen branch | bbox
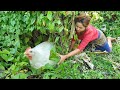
[74,52,94,69]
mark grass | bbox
[39,42,120,79]
[1,42,119,79]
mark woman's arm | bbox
[58,49,81,64]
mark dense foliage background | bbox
[0,11,120,79]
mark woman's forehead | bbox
[76,22,84,27]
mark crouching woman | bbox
[58,13,115,64]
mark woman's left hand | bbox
[58,55,67,65]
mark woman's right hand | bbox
[58,55,68,65]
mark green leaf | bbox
[44,63,54,70]
[49,47,60,63]
[11,64,16,70]
[74,34,78,40]
[55,19,61,25]
[48,23,55,33]
[0,49,10,54]
[56,46,63,52]
[30,18,36,25]
[11,74,20,79]
[40,29,47,34]
[58,26,64,33]
[14,38,20,48]
[19,62,28,66]
[29,26,34,32]
[55,37,59,43]
[7,57,14,61]
[43,72,54,79]
[51,74,59,79]
[25,37,29,43]
[11,20,15,26]
[1,54,8,61]
[0,64,5,71]
[39,13,44,20]
[19,73,28,79]
[47,11,52,21]
[10,48,17,54]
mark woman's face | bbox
[75,22,86,33]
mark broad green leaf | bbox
[29,26,34,32]
[55,37,59,43]
[51,75,58,79]
[49,47,60,63]
[0,49,10,54]
[19,62,28,66]
[74,34,78,40]
[43,72,54,79]
[44,63,54,70]
[30,67,37,73]
[15,67,21,72]
[0,64,5,71]
[64,28,68,35]
[25,37,29,43]
[47,11,52,21]
[55,19,61,25]
[14,38,20,48]
[1,54,8,61]
[11,74,19,79]
[11,73,28,79]
[40,29,47,34]
[56,46,62,52]
[10,48,17,54]
[11,20,15,26]
[7,57,14,61]
[19,73,28,79]
[30,18,36,25]
[58,26,64,33]
[39,13,44,20]
[10,64,16,70]
[48,23,55,33]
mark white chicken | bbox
[24,41,56,69]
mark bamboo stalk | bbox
[70,11,75,39]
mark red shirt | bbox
[72,25,99,51]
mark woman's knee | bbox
[106,48,112,53]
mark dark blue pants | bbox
[95,41,112,53]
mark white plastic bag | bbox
[28,41,55,69]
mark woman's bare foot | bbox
[107,37,116,42]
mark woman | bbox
[58,13,115,65]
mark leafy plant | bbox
[0,11,120,79]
